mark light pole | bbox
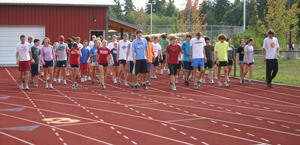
[146,3,153,34]
[243,0,246,31]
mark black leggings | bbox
[266,59,278,84]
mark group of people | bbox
[15,29,279,91]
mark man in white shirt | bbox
[117,34,131,86]
[55,35,69,85]
[75,37,83,49]
[263,29,280,88]
[28,36,34,47]
[190,32,207,89]
[108,35,117,76]
[88,35,96,49]
[16,35,33,90]
[151,36,162,79]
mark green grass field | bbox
[228,57,300,86]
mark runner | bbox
[236,39,245,83]
[40,37,55,89]
[89,40,100,85]
[117,33,130,86]
[30,39,40,87]
[263,29,280,88]
[97,40,112,89]
[151,36,162,79]
[182,35,192,86]
[16,35,33,90]
[159,34,170,75]
[69,43,82,90]
[80,40,90,83]
[190,32,206,90]
[127,34,136,89]
[132,30,148,90]
[203,37,215,84]
[242,38,255,85]
[54,35,68,85]
[214,34,229,87]
[226,38,235,82]
[145,36,154,86]
[111,42,119,84]
[166,36,182,91]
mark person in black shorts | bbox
[132,30,149,90]
[151,36,162,79]
[236,39,245,83]
[226,38,235,82]
[111,42,119,84]
[203,37,215,84]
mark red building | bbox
[0,0,115,65]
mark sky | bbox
[121,0,235,10]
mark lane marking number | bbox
[42,118,80,124]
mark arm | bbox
[16,52,19,64]
[189,46,193,62]
[126,43,130,62]
[214,50,218,65]
[203,48,207,62]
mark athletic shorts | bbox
[191,58,204,68]
[56,60,67,68]
[183,61,193,71]
[204,60,213,69]
[18,61,30,71]
[127,61,134,73]
[244,62,254,66]
[168,64,178,75]
[90,62,98,67]
[113,60,119,67]
[218,61,228,67]
[99,63,108,67]
[80,63,89,71]
[119,60,126,66]
[228,60,233,66]
[147,63,152,70]
[30,64,39,76]
[43,60,54,68]
[135,59,148,74]
[152,57,159,66]
[159,55,166,63]
[238,61,244,64]
[70,64,79,68]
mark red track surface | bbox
[0,67,299,145]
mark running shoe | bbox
[63,80,67,85]
[146,81,151,86]
[130,84,134,89]
[49,84,53,89]
[88,76,92,81]
[248,80,253,85]
[134,85,139,91]
[102,84,106,90]
[194,84,199,90]
[227,77,230,82]
[210,79,214,85]
[175,79,179,84]
[19,84,24,90]
[25,84,29,90]
[154,74,157,79]
[224,82,229,88]
[45,84,49,89]
[92,80,95,85]
[239,78,243,84]
[184,81,189,86]
[74,83,78,88]
[217,82,222,87]
[160,69,163,75]
[81,78,85,83]
[142,83,148,90]
[267,83,273,88]
[241,78,245,84]
[72,85,76,90]
[124,81,128,86]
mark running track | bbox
[0,67,299,145]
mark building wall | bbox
[0,5,107,41]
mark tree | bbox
[124,0,135,17]
[213,0,230,24]
[110,0,125,20]
[165,0,178,17]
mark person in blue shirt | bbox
[89,40,100,85]
[80,40,90,83]
[181,35,192,86]
[131,30,148,90]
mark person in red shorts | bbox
[97,40,113,89]
[16,35,34,90]
[166,36,182,91]
[80,40,90,83]
[69,43,82,90]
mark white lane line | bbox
[0,131,33,145]
[281,125,290,129]
[170,127,177,131]
[161,123,168,126]
[267,121,276,124]
[221,124,229,128]
[117,131,122,134]
[261,138,270,142]
[59,137,64,141]
[225,109,232,112]
[190,136,197,140]
[176,108,182,111]
[201,142,209,145]
[295,129,300,132]
[131,141,137,145]
[256,118,263,121]
[234,128,241,132]
[246,133,255,137]
[210,120,218,124]
[123,135,129,139]
[141,113,146,116]
[180,131,187,135]
[55,132,60,136]
[110,126,115,130]
[263,107,270,109]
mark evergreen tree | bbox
[124,0,135,16]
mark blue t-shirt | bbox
[131,38,148,60]
[181,41,191,62]
[80,48,90,64]
[90,47,98,62]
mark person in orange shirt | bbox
[145,36,154,86]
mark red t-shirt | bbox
[166,44,182,64]
[69,48,80,65]
[97,47,111,63]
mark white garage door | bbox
[0,26,45,66]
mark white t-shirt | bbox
[118,40,130,60]
[263,37,279,59]
[89,41,95,48]
[78,43,83,49]
[190,37,206,59]
[127,43,133,61]
[108,42,115,50]
[16,42,31,61]
[55,43,68,61]
[152,43,162,58]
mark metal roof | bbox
[0,0,115,6]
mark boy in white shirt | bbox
[117,34,131,86]
[16,35,33,90]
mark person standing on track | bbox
[263,29,280,88]
[226,38,235,82]
[97,40,112,89]
[190,32,206,90]
[69,43,82,90]
[181,35,192,86]
[30,39,40,87]
[54,35,69,85]
[108,35,118,76]
[90,40,100,85]
[111,42,119,84]
[242,38,255,85]
[236,39,245,84]
[166,36,182,91]
[127,34,136,89]
[80,40,90,83]
[151,36,162,79]
[214,34,229,88]
[159,34,170,75]
[132,30,148,90]
[40,37,55,89]
[16,35,33,90]
[145,36,154,86]
[203,37,215,85]
[117,33,130,86]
